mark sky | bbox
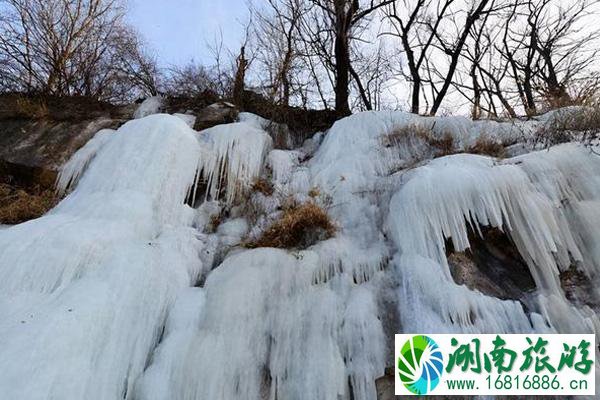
[126,0,249,67]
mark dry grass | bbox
[534,103,600,148]
[382,124,456,157]
[15,96,49,119]
[308,186,320,198]
[467,135,507,158]
[0,183,57,224]
[246,202,335,249]
[428,133,455,156]
[384,124,509,159]
[206,213,223,233]
[251,177,274,196]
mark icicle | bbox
[387,144,600,336]
[267,149,300,186]
[393,254,541,334]
[388,153,574,294]
[199,122,272,204]
[311,236,389,285]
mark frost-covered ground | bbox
[0,103,599,399]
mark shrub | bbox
[245,202,335,249]
[0,183,56,224]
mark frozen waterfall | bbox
[0,109,599,399]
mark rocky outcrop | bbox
[0,94,131,188]
[0,118,125,188]
[239,90,338,140]
[0,94,132,223]
[193,102,239,131]
[447,227,536,301]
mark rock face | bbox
[193,102,239,131]
[0,95,131,188]
[447,226,536,301]
[375,369,395,400]
[0,118,123,187]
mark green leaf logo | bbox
[397,335,444,395]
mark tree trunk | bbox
[410,78,421,114]
[233,46,248,107]
[334,28,352,117]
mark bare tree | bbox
[231,17,256,106]
[304,0,393,116]
[349,40,394,110]
[164,63,220,97]
[449,4,518,118]
[527,0,599,109]
[490,0,600,115]
[253,0,310,106]
[386,0,497,115]
[111,27,160,97]
[0,0,159,101]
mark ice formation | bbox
[388,144,600,332]
[0,107,599,399]
[138,249,385,400]
[198,122,272,204]
[0,115,206,399]
[134,96,164,119]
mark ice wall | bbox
[0,115,207,399]
[198,122,272,204]
[1,108,599,400]
[137,249,385,400]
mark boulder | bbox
[194,102,239,131]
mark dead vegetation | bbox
[308,187,320,198]
[428,133,455,157]
[206,213,223,233]
[0,183,57,224]
[14,96,49,119]
[467,135,507,158]
[251,177,274,196]
[383,124,456,157]
[383,124,507,159]
[245,201,335,249]
[533,104,600,148]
